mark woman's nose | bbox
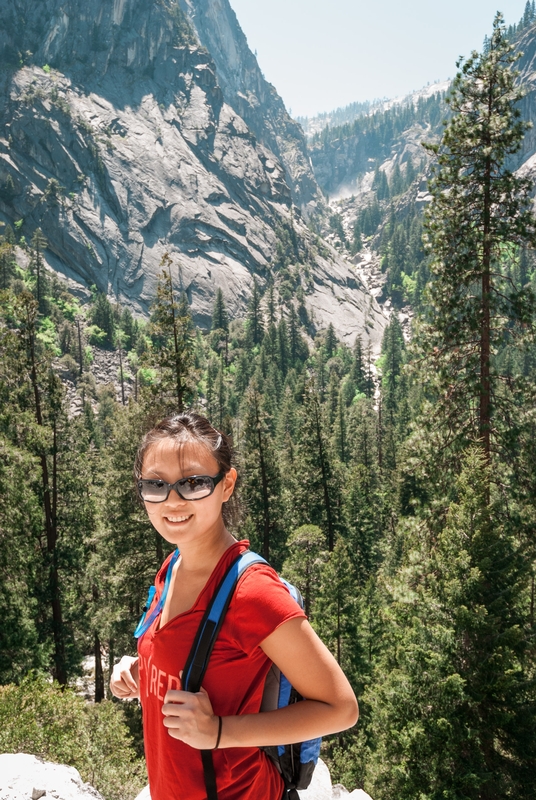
[167,486,188,503]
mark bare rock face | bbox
[178,0,320,212]
[0,753,104,800]
[0,0,385,347]
[513,24,536,182]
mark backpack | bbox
[135,549,321,800]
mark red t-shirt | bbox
[137,540,306,800]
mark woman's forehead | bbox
[143,437,218,472]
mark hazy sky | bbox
[227,0,529,118]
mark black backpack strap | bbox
[182,550,267,693]
[201,749,219,800]
[182,550,267,800]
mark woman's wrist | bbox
[213,715,223,749]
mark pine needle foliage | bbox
[421,12,536,464]
[367,449,536,800]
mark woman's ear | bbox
[222,468,237,502]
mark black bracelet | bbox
[214,715,223,750]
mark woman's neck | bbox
[176,525,237,576]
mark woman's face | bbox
[141,437,236,548]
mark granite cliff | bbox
[179,0,320,212]
[0,0,385,346]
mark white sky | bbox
[227,0,529,118]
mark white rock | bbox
[0,754,104,800]
[132,757,374,800]
[298,758,333,799]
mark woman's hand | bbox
[162,683,220,749]
[109,655,140,699]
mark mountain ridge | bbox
[0,0,386,347]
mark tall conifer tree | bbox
[423,13,536,466]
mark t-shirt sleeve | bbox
[229,564,306,656]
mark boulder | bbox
[0,753,104,800]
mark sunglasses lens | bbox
[139,480,168,502]
[178,476,214,499]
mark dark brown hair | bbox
[134,411,240,529]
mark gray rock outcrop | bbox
[0,0,385,347]
[0,753,373,800]
[179,0,320,211]
[0,754,104,800]
[513,24,536,182]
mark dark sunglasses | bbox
[138,473,224,503]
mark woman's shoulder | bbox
[236,560,288,598]
[229,557,306,654]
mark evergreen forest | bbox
[1,12,536,800]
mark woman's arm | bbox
[162,617,358,748]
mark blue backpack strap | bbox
[182,550,266,800]
[182,550,266,693]
[134,548,180,639]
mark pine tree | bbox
[287,304,307,366]
[211,287,229,362]
[0,240,16,290]
[367,450,536,799]
[379,316,406,472]
[90,292,116,347]
[325,323,337,359]
[291,385,340,550]
[313,537,358,675]
[29,228,48,315]
[389,162,404,196]
[0,290,95,684]
[245,278,264,347]
[211,287,229,334]
[147,254,197,411]
[240,379,284,565]
[281,525,326,618]
[422,13,536,465]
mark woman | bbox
[110,412,358,800]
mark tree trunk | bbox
[28,318,67,685]
[253,392,271,561]
[118,345,126,405]
[94,632,105,702]
[312,396,334,551]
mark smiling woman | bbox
[109,411,358,800]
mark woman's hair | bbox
[134,411,240,529]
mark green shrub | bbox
[85,324,107,346]
[58,353,80,380]
[0,675,146,800]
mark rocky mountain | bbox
[306,19,536,325]
[179,0,320,212]
[514,23,536,180]
[0,0,386,347]
[307,82,448,200]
